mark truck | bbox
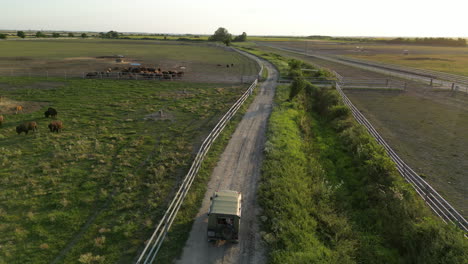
[207,190,242,243]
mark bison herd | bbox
[0,107,63,135]
[86,66,185,80]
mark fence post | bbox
[451,83,455,91]
[430,78,433,86]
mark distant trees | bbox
[100,31,120,39]
[17,31,25,38]
[387,37,466,47]
[68,32,74,37]
[81,33,88,38]
[35,31,46,38]
[52,33,60,38]
[209,27,247,46]
[209,27,230,42]
[233,32,247,42]
[0,33,7,39]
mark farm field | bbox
[0,77,251,263]
[0,39,260,83]
[259,40,468,76]
[244,42,468,218]
[346,91,468,217]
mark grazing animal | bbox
[0,115,3,126]
[48,121,63,133]
[15,105,23,114]
[16,121,37,135]
[44,107,58,118]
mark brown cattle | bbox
[16,121,37,135]
[0,115,3,126]
[48,121,63,133]
[15,105,23,114]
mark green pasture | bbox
[0,39,240,63]
[348,54,468,76]
[0,77,249,263]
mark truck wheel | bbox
[222,227,234,240]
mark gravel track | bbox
[175,55,277,264]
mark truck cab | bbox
[207,190,242,243]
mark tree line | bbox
[306,35,467,47]
[387,37,467,47]
[0,31,88,39]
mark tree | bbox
[36,31,46,38]
[52,33,60,38]
[223,34,232,46]
[233,32,247,42]
[0,34,7,39]
[17,31,25,38]
[208,27,230,42]
[81,33,87,38]
[68,32,74,37]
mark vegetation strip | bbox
[251,49,467,263]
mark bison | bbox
[15,105,23,114]
[48,121,63,133]
[16,121,37,135]
[44,107,58,118]
[0,115,3,127]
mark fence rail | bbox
[135,54,263,264]
[256,42,468,94]
[335,82,468,232]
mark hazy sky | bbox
[1,0,466,37]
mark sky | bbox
[1,0,467,37]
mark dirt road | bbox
[176,54,277,264]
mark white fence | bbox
[135,55,263,264]
[335,82,468,232]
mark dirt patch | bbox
[63,57,96,60]
[0,97,48,115]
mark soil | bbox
[176,52,277,264]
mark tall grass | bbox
[258,57,468,263]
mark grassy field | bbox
[0,39,259,83]
[0,77,250,263]
[346,91,468,217]
[258,40,468,76]
[348,54,468,76]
